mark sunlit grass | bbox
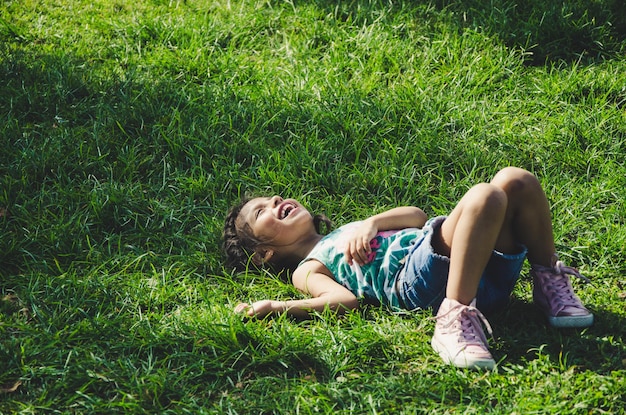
[1,0,625,413]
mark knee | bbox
[466,183,508,214]
[491,167,540,195]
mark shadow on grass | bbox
[312,0,626,65]
[0,48,230,274]
[490,299,625,374]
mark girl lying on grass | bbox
[223,167,593,369]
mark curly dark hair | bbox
[222,198,331,273]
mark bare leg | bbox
[432,183,508,305]
[432,167,556,305]
[429,182,506,369]
[429,167,591,368]
[489,167,555,267]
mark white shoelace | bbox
[534,260,590,308]
[436,302,493,346]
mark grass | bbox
[1,0,625,413]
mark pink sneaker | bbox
[431,298,496,370]
[532,259,594,328]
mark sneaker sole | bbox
[547,313,594,328]
[431,338,496,370]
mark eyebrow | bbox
[246,198,270,223]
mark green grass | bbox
[1,0,625,413]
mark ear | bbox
[251,248,274,266]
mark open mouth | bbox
[279,202,297,220]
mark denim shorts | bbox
[397,216,528,315]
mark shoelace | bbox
[533,259,591,283]
[533,260,590,306]
[553,260,591,283]
[435,303,493,346]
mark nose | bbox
[270,195,283,207]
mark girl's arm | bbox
[234,260,358,319]
[346,206,427,265]
[366,206,427,231]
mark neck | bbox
[277,233,324,266]
[293,233,324,261]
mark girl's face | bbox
[237,196,317,249]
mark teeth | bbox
[281,204,294,219]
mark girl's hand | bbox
[343,206,427,266]
[234,300,277,318]
[344,219,378,266]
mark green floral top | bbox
[300,221,422,309]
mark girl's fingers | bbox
[345,236,373,265]
[234,303,250,313]
[344,242,355,265]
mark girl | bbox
[223,167,593,369]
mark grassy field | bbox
[1,0,625,413]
